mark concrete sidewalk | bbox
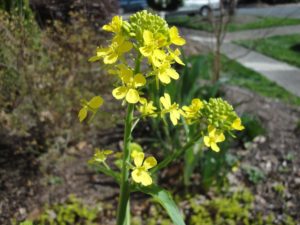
[184,25,300,98]
[226,25,300,41]
[184,25,300,43]
[221,43,300,97]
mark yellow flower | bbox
[131,152,157,186]
[102,15,123,34]
[112,66,146,104]
[168,48,185,66]
[169,26,186,46]
[160,93,181,126]
[231,118,245,131]
[90,36,132,64]
[182,98,203,123]
[138,99,157,117]
[93,148,113,163]
[203,126,225,152]
[156,59,179,84]
[130,142,143,158]
[78,96,104,122]
[139,30,166,67]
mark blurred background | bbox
[1,0,300,224]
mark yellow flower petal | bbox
[216,132,225,142]
[139,46,152,57]
[158,71,171,84]
[133,74,146,87]
[140,170,152,186]
[153,49,166,60]
[104,53,118,64]
[169,26,186,46]
[143,156,157,170]
[134,152,144,167]
[143,30,154,45]
[103,150,113,155]
[126,89,140,104]
[208,125,216,135]
[139,97,147,104]
[166,68,179,80]
[131,169,152,186]
[211,143,220,152]
[192,98,203,108]
[232,118,245,131]
[88,96,104,109]
[160,93,171,109]
[170,110,180,126]
[112,86,127,100]
[119,41,133,53]
[172,49,185,65]
[132,169,144,184]
[96,47,109,57]
[78,108,88,122]
[102,15,122,33]
[131,150,140,158]
[120,67,132,83]
[203,136,210,147]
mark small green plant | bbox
[238,114,266,144]
[189,189,254,225]
[81,10,244,225]
[273,183,285,197]
[20,195,99,225]
[242,165,265,184]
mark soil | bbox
[1,35,300,224]
[223,85,300,222]
[1,84,300,224]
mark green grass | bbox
[192,54,300,106]
[236,34,300,68]
[167,15,300,32]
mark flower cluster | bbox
[181,98,245,152]
[81,11,244,187]
[89,10,185,106]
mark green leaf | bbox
[137,185,186,225]
[183,145,200,186]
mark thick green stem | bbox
[116,103,134,225]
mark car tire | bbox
[200,6,212,18]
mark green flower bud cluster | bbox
[128,10,169,43]
[202,98,239,131]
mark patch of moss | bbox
[189,189,253,225]
[20,195,100,225]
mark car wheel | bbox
[200,6,212,18]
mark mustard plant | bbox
[79,10,244,225]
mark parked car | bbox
[169,0,221,17]
[119,0,148,13]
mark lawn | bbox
[236,34,300,68]
[191,54,300,106]
[167,15,300,32]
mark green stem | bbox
[116,53,141,225]
[151,133,202,174]
[116,103,134,225]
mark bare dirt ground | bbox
[1,36,300,223]
[224,85,300,222]
[1,84,300,224]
